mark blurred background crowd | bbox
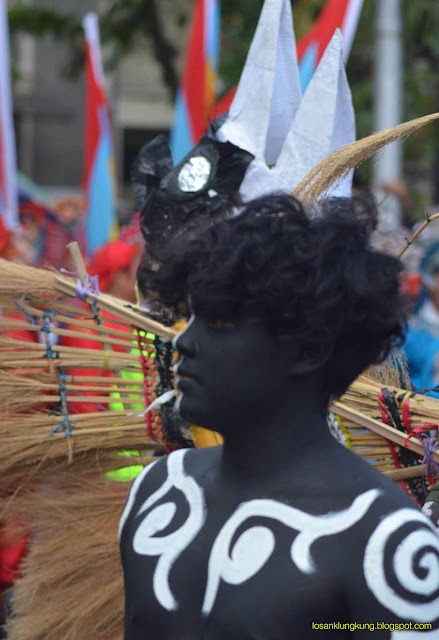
[2,0,439,628]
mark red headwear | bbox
[88,241,138,292]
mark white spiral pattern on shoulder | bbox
[132,449,206,611]
[364,509,439,623]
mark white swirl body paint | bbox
[132,449,206,611]
[202,489,380,615]
[119,459,159,540]
[364,509,439,623]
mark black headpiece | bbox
[131,115,254,262]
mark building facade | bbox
[10,0,188,199]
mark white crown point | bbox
[219,8,356,201]
[274,29,355,196]
[219,0,301,162]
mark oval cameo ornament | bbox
[178,156,212,193]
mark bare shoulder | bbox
[118,454,167,541]
[341,487,439,632]
[118,447,220,542]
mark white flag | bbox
[0,0,18,229]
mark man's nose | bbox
[173,316,199,357]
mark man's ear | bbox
[288,343,333,376]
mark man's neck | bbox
[217,384,334,488]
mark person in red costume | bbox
[88,240,140,302]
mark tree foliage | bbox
[8,1,180,96]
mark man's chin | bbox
[174,396,217,432]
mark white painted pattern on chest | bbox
[132,449,207,611]
[129,450,383,615]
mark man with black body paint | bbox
[120,195,439,639]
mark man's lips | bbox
[173,362,198,381]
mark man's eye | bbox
[207,320,235,329]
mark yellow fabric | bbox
[172,319,187,333]
[190,425,224,448]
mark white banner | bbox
[342,0,365,62]
[0,0,18,229]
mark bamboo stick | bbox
[0,340,141,361]
[68,241,134,412]
[0,379,144,393]
[3,410,150,425]
[0,360,144,372]
[54,276,176,340]
[2,425,160,440]
[55,375,148,386]
[0,322,137,350]
[0,377,145,391]
[333,402,439,463]
[3,394,144,406]
[1,307,150,341]
[18,298,96,320]
[383,465,434,481]
[67,242,87,284]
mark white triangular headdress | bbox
[133,0,439,256]
[217,0,356,200]
[133,0,358,255]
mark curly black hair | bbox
[138,194,406,397]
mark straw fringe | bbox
[5,472,131,640]
[0,260,56,299]
[0,257,173,476]
[0,257,176,340]
[293,113,439,202]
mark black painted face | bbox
[173,314,295,436]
